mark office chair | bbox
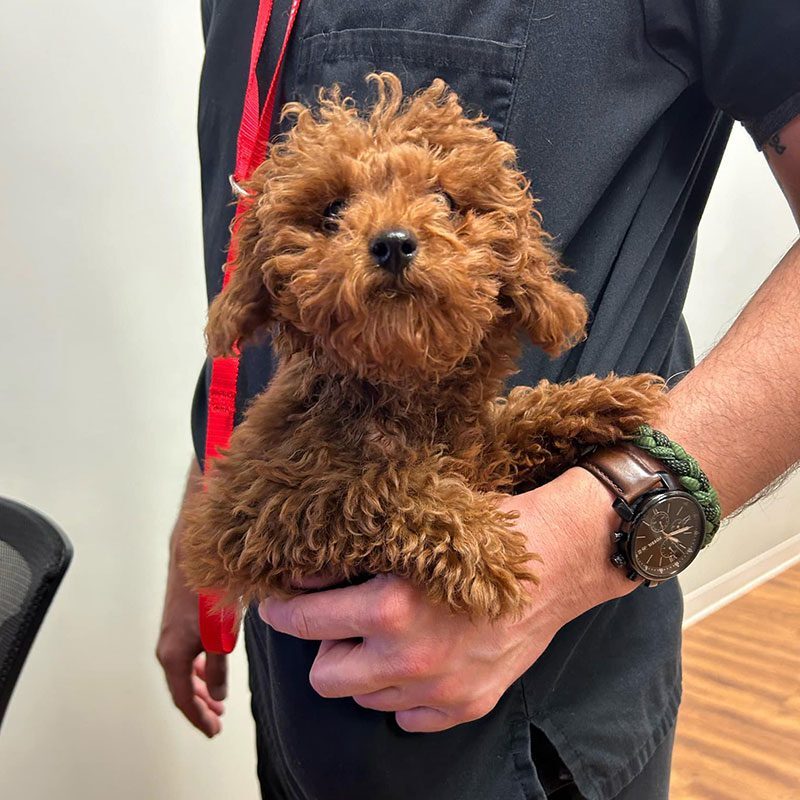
[0,497,72,729]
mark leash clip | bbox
[228,173,251,199]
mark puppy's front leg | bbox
[492,373,667,488]
[383,466,538,618]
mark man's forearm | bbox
[158,456,228,736]
[656,238,800,517]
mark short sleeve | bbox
[643,0,800,149]
[696,0,800,148]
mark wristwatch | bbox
[579,444,706,586]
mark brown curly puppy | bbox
[182,73,666,618]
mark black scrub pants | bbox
[245,611,675,800]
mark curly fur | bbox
[182,73,666,618]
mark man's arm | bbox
[260,116,800,734]
[156,458,228,737]
[657,115,800,517]
[765,114,800,225]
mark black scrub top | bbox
[192,2,800,798]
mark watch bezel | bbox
[624,489,705,581]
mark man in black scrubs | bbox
[158,2,800,798]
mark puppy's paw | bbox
[594,372,668,433]
[418,507,539,618]
[555,373,668,443]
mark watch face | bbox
[629,492,705,580]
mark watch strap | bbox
[579,443,679,506]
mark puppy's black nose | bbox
[369,229,417,276]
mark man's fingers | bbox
[191,674,226,716]
[395,706,452,734]
[165,660,222,738]
[196,652,228,701]
[260,581,380,640]
[352,686,417,713]
[309,639,398,698]
[290,570,348,591]
[181,694,223,738]
[395,696,499,733]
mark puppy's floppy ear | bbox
[501,218,588,356]
[205,186,275,357]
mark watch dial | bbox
[630,493,705,579]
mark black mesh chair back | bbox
[0,497,72,730]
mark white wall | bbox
[0,2,260,798]
[0,2,797,798]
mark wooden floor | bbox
[671,562,800,800]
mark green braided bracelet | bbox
[630,424,721,547]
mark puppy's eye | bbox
[321,198,347,232]
[437,191,457,213]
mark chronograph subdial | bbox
[659,536,685,561]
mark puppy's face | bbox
[208,73,586,384]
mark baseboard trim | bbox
[682,532,800,629]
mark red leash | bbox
[199,0,303,655]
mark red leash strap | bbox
[199,0,303,655]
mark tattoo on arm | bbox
[766,133,787,155]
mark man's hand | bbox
[260,467,631,733]
[156,459,227,738]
